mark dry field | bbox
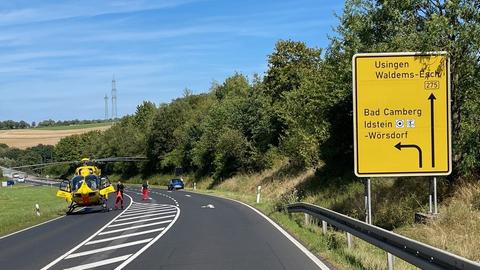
[0,126,111,149]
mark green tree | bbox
[331,0,480,177]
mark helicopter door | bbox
[59,180,71,192]
[99,177,115,196]
[56,180,73,202]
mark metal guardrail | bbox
[286,202,480,270]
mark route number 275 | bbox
[424,80,439,90]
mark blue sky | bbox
[0,0,343,122]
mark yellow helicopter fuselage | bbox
[56,163,115,207]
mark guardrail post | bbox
[387,252,395,270]
[256,186,261,203]
[346,232,353,249]
[304,213,311,226]
[322,221,328,234]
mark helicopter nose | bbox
[81,194,90,204]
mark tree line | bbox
[2,0,479,180]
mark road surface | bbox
[0,187,329,270]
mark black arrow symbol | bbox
[428,93,436,168]
[395,142,423,168]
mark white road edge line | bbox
[99,220,173,235]
[114,205,180,270]
[0,216,64,241]
[109,215,176,228]
[86,228,165,245]
[66,238,152,259]
[40,194,134,270]
[63,254,132,270]
[188,191,331,270]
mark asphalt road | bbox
[0,187,329,270]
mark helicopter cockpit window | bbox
[71,176,83,191]
[85,175,99,190]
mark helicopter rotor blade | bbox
[11,156,148,170]
[11,160,78,169]
[92,157,148,163]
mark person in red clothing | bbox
[142,181,149,200]
[115,181,125,209]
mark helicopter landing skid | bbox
[66,202,78,215]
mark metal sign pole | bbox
[367,178,372,224]
[433,177,438,214]
[364,178,372,224]
[364,179,368,223]
[429,178,433,214]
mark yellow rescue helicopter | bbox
[56,158,116,214]
[12,156,147,214]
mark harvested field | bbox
[0,126,111,149]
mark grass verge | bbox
[0,184,66,236]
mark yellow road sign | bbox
[353,52,451,177]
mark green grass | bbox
[34,122,113,130]
[0,184,67,236]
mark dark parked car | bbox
[167,178,184,190]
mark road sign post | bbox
[353,52,451,177]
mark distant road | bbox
[0,187,329,270]
[0,125,111,149]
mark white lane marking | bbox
[185,194,191,197]
[40,194,134,270]
[114,207,181,270]
[86,228,165,245]
[64,254,132,270]
[122,208,175,217]
[128,204,175,210]
[99,220,173,235]
[0,215,65,241]
[109,215,176,228]
[189,191,331,270]
[66,238,152,259]
[124,205,176,212]
[115,211,177,222]
[63,254,132,270]
[201,204,215,209]
[119,208,176,218]
[126,206,173,213]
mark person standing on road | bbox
[142,181,149,200]
[115,181,125,209]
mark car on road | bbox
[167,178,184,190]
[17,177,25,183]
[12,172,20,178]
